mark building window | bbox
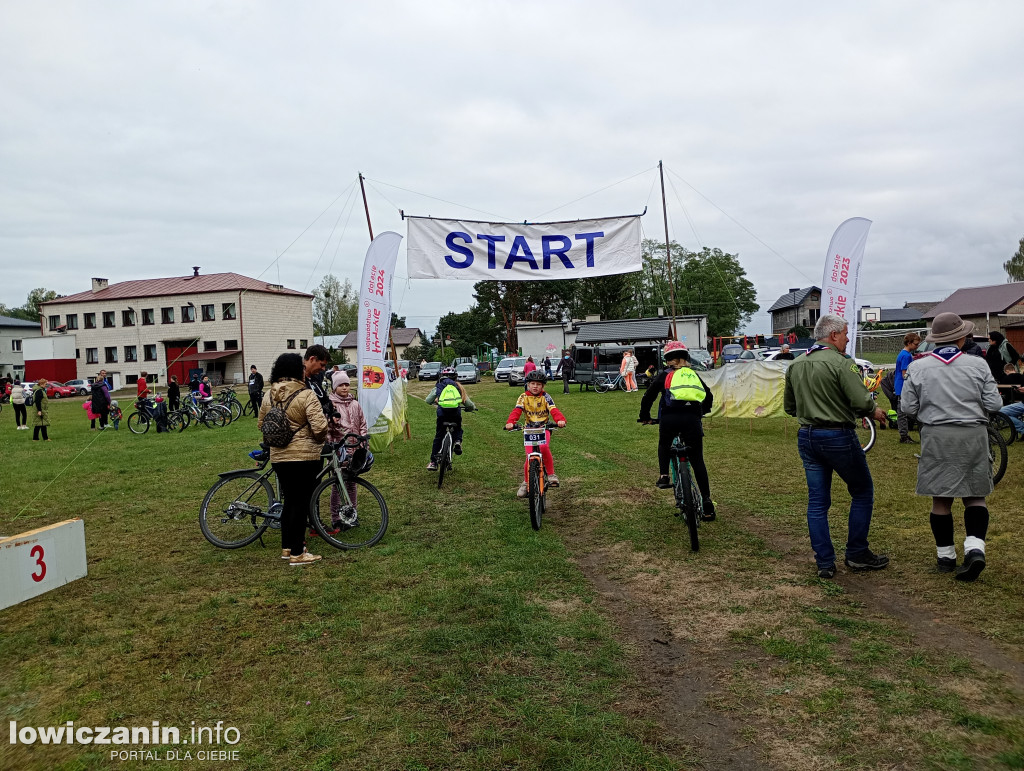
[84,312,96,329]
[126,374,138,385]
[161,307,174,324]
[49,315,61,330]
[201,304,216,322]
[86,348,98,364]
[66,314,79,330]
[181,305,196,323]
[12,340,22,352]
[224,339,238,350]
[103,311,116,328]
[105,347,118,363]
[142,308,155,325]
[203,341,218,352]
[144,344,157,361]
[122,310,135,327]
[125,345,138,362]
[76,349,80,358]
[299,339,308,348]
[222,303,236,321]
[286,339,296,349]
[807,308,821,326]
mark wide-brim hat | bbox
[926,312,975,344]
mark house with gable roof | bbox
[767,286,821,335]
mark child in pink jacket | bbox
[327,371,369,530]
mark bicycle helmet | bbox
[349,446,374,475]
[524,370,547,383]
[662,340,689,361]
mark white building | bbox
[0,314,41,380]
[39,271,313,386]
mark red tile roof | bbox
[42,273,312,306]
[923,282,1024,318]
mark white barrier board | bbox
[0,519,87,610]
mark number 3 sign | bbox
[0,519,88,610]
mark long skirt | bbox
[916,423,992,498]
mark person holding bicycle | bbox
[505,370,566,498]
[425,373,475,471]
[638,341,716,519]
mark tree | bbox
[787,324,811,339]
[1005,237,1024,282]
[437,304,502,357]
[312,274,357,336]
[390,312,406,329]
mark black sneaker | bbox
[844,552,890,571]
[655,476,672,489]
[701,499,716,521]
[453,441,463,456]
[899,436,918,444]
[818,564,836,579]
[955,549,985,582]
[936,557,957,573]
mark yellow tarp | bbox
[369,377,408,452]
[701,362,789,418]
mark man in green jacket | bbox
[784,314,889,579]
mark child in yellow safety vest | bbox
[425,375,475,470]
[638,341,717,520]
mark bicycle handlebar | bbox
[506,424,561,431]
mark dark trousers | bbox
[13,403,27,426]
[95,406,109,428]
[561,373,571,394]
[273,459,323,554]
[168,395,180,411]
[249,391,261,416]
[33,426,49,440]
[431,409,463,459]
[879,381,909,438]
[658,414,710,500]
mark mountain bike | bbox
[436,421,459,489]
[309,434,389,549]
[215,387,244,422]
[641,421,702,551]
[508,424,559,531]
[127,397,185,435]
[242,392,263,417]
[184,391,231,428]
[989,411,1016,446]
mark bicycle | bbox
[989,411,1017,446]
[508,424,559,531]
[242,392,263,417]
[857,368,882,452]
[641,421,701,551]
[309,434,389,549]
[184,391,231,428]
[216,387,244,422]
[594,373,628,394]
[436,421,459,489]
[127,397,185,435]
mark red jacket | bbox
[137,380,149,399]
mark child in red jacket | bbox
[504,371,567,498]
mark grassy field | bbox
[1,382,1022,770]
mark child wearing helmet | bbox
[327,370,368,530]
[505,370,567,497]
[425,372,475,470]
[639,341,717,519]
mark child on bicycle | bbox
[638,341,716,519]
[425,373,475,470]
[504,370,567,498]
[327,370,368,527]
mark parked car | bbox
[45,382,77,399]
[418,362,442,381]
[493,357,516,382]
[688,349,713,371]
[63,379,92,395]
[720,344,744,364]
[734,349,765,364]
[570,344,661,388]
[507,357,528,386]
[762,348,808,362]
[455,363,479,384]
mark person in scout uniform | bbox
[425,372,474,470]
[784,314,890,579]
[901,312,1002,582]
[638,341,716,520]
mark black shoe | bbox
[818,564,836,579]
[701,498,716,521]
[453,441,463,456]
[899,436,918,444]
[655,475,672,489]
[936,557,957,573]
[844,551,890,571]
[955,549,986,582]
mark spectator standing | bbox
[776,344,795,361]
[894,332,921,443]
[303,344,332,415]
[31,378,51,441]
[137,372,150,400]
[83,398,100,429]
[987,331,1021,380]
[543,356,553,378]
[167,376,181,411]
[620,349,639,391]
[10,378,28,430]
[247,365,264,417]
[258,353,329,566]
[90,373,111,430]
[523,357,537,378]
[783,314,889,579]
[902,313,1002,581]
[554,351,575,395]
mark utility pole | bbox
[659,160,679,340]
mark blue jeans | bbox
[797,427,875,568]
[1000,403,1024,435]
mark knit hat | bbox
[332,370,350,388]
[926,312,975,344]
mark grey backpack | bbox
[261,388,304,448]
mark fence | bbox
[856,328,927,356]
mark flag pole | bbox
[659,161,679,339]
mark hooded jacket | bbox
[327,392,368,443]
[257,379,329,462]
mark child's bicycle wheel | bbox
[528,457,544,531]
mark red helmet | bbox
[662,340,688,360]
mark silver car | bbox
[493,357,516,382]
[455,363,479,384]
[507,357,528,386]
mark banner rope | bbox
[362,176,513,221]
[530,165,657,220]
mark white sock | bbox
[936,545,956,560]
[963,536,986,555]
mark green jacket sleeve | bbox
[784,370,796,417]
[425,386,438,405]
[837,360,875,416]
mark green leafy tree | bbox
[437,304,501,357]
[1005,237,1024,282]
[390,312,406,329]
[312,274,357,336]
[787,324,811,339]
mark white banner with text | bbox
[820,217,871,356]
[357,231,402,429]
[406,215,642,281]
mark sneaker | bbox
[289,549,322,566]
[955,549,985,582]
[426,461,437,471]
[844,551,890,572]
[280,549,291,561]
[453,441,463,456]
[701,499,716,522]
[547,474,560,487]
[517,482,528,498]
[936,556,957,573]
[322,525,341,536]
[817,564,836,579]
[655,475,672,489]
[899,436,918,444]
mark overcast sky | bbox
[3,1,1023,335]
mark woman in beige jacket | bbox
[258,353,330,565]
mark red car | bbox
[45,382,77,399]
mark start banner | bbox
[820,217,871,356]
[406,215,642,281]
[357,231,402,429]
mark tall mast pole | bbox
[659,160,679,340]
[358,172,374,240]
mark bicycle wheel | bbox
[988,426,1008,486]
[678,461,700,552]
[242,400,256,417]
[437,432,452,489]
[202,406,229,428]
[127,412,150,435]
[528,457,543,531]
[595,377,610,394]
[167,410,187,433]
[228,399,243,423]
[310,476,389,549]
[990,412,1016,446]
[199,472,275,548]
[857,416,877,453]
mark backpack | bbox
[662,368,706,407]
[261,388,305,448]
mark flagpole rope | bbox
[530,165,657,220]
[362,177,513,221]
